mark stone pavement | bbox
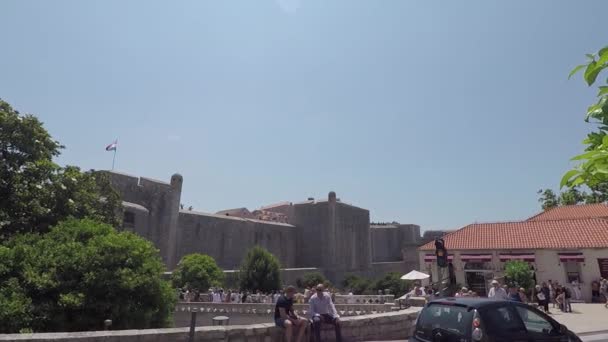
[550,303,608,334]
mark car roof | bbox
[427,297,506,309]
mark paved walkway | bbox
[550,303,608,334]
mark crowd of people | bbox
[178,286,343,305]
[179,288,288,304]
[485,278,608,314]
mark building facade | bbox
[419,205,608,301]
[104,171,423,283]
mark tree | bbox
[371,272,411,297]
[504,260,534,290]
[538,189,559,210]
[559,188,586,206]
[238,246,281,293]
[0,99,122,240]
[341,274,372,295]
[561,46,608,189]
[0,218,175,333]
[537,185,608,210]
[172,254,224,291]
[298,272,327,289]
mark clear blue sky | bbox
[1,0,606,231]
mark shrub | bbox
[300,272,327,289]
[238,246,281,292]
[172,254,224,291]
[504,260,534,290]
[342,274,372,294]
[0,218,175,333]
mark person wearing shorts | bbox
[274,286,308,342]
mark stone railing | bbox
[175,302,396,317]
[333,294,395,304]
[0,308,421,342]
[179,294,396,305]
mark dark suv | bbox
[409,298,581,342]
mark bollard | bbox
[188,308,198,342]
[104,319,112,331]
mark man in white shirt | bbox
[487,280,508,300]
[309,284,342,342]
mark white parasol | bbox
[401,270,430,281]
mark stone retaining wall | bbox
[0,309,420,342]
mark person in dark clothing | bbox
[274,286,308,342]
[564,287,572,312]
[508,287,522,302]
[540,282,551,314]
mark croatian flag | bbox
[105,140,118,151]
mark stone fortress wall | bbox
[104,171,425,282]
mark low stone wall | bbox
[174,302,397,327]
[0,308,420,342]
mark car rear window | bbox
[416,304,472,340]
[479,305,526,335]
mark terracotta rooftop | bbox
[418,218,608,251]
[527,203,608,221]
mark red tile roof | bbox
[527,203,608,221]
[418,218,608,251]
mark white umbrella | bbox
[401,270,430,281]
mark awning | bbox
[461,254,492,262]
[558,252,585,262]
[424,254,454,262]
[499,253,535,262]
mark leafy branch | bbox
[562,46,608,188]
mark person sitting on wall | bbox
[309,284,342,342]
[275,286,309,342]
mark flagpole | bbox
[111,138,118,170]
[112,148,116,170]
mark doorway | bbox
[465,271,493,297]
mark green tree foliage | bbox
[172,254,224,291]
[371,272,411,297]
[504,260,534,290]
[537,189,559,210]
[341,274,372,294]
[537,184,608,210]
[238,246,281,293]
[0,99,122,240]
[298,272,327,289]
[562,46,608,189]
[0,218,175,333]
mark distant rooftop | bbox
[527,203,608,221]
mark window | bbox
[416,304,472,339]
[514,306,555,334]
[480,306,526,335]
[564,261,581,283]
[123,211,135,229]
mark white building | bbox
[418,204,608,302]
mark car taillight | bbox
[472,312,483,341]
[473,318,481,328]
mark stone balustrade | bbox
[175,302,396,318]
[333,294,395,304]
[0,308,421,342]
[180,294,396,305]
